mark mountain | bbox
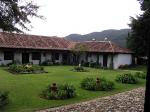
[65,29,131,48]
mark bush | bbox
[41,83,76,100]
[100,78,115,91]
[81,78,96,90]
[72,66,87,72]
[81,77,115,91]
[134,72,146,79]
[0,91,9,108]
[116,73,139,84]
[9,64,46,74]
[83,62,90,67]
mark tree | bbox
[127,0,150,56]
[71,44,88,64]
[0,0,43,33]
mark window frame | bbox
[4,51,14,60]
[32,52,41,60]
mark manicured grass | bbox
[0,66,146,112]
[120,65,147,72]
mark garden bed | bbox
[8,64,47,74]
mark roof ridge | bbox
[108,41,115,53]
[84,41,110,43]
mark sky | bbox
[27,0,142,37]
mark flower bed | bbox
[8,64,47,74]
[81,77,115,91]
[72,66,88,72]
[41,83,76,100]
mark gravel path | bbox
[38,87,145,112]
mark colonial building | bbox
[0,32,133,69]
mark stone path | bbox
[38,87,145,112]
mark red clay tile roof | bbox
[74,41,132,53]
[0,32,73,50]
[0,32,132,53]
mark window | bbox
[32,52,41,60]
[55,53,59,60]
[4,51,14,60]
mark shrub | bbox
[72,66,87,72]
[87,62,101,68]
[116,73,139,84]
[41,83,76,100]
[83,62,90,67]
[134,72,146,79]
[81,77,115,91]
[81,78,96,90]
[100,78,115,91]
[0,91,9,108]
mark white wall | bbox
[87,54,97,62]
[107,55,112,68]
[0,51,3,65]
[99,55,103,65]
[0,51,13,65]
[79,53,86,63]
[46,53,52,61]
[113,54,132,69]
[14,52,22,64]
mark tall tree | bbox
[0,0,43,32]
[127,0,150,56]
[71,44,88,64]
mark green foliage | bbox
[135,72,146,79]
[9,64,45,74]
[72,66,87,72]
[41,83,76,100]
[0,91,9,108]
[0,0,44,32]
[127,0,150,56]
[83,62,101,68]
[81,78,96,90]
[100,79,115,91]
[81,77,115,91]
[116,73,139,84]
[71,44,88,64]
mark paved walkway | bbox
[38,87,145,112]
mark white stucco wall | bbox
[88,54,97,62]
[79,54,86,63]
[14,52,22,64]
[41,53,46,63]
[107,55,112,68]
[113,54,132,69]
[29,53,40,65]
[0,51,3,65]
[0,51,13,65]
[99,55,103,66]
[46,53,52,61]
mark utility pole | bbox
[144,42,150,112]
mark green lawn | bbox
[0,66,146,112]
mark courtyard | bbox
[0,65,146,112]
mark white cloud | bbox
[26,0,142,37]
